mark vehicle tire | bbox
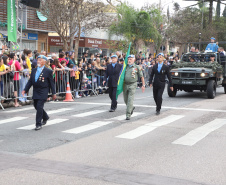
[168,84,177,97]
[207,80,216,99]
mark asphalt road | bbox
[0,86,226,185]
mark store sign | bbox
[85,38,109,49]
[48,36,85,47]
[28,33,38,40]
[22,33,38,40]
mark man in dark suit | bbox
[22,55,56,130]
[149,53,173,115]
[103,55,122,112]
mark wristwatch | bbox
[142,85,145,87]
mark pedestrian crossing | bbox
[17,119,69,130]
[116,115,184,139]
[1,107,226,147]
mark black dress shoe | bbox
[156,111,160,115]
[35,126,42,131]
[42,119,48,125]
[131,107,135,115]
[126,117,130,120]
[109,109,115,112]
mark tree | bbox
[109,3,162,54]
[216,0,221,18]
[40,0,112,59]
[223,5,226,17]
[173,2,180,12]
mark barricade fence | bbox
[0,65,151,109]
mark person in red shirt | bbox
[8,53,23,107]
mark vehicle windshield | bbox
[181,53,217,63]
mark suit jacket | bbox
[104,63,123,87]
[149,64,173,87]
[24,67,56,100]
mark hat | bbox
[156,53,164,58]
[37,55,47,61]
[68,51,74,56]
[210,54,216,57]
[111,55,118,58]
[128,55,135,58]
[211,37,215,40]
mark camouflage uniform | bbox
[123,63,143,118]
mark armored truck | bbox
[168,52,226,99]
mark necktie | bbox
[35,68,42,82]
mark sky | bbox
[122,0,223,14]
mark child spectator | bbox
[75,66,80,98]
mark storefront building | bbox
[48,36,114,57]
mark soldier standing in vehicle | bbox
[209,54,216,63]
[123,55,145,120]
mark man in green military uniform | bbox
[123,55,145,120]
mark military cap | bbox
[111,55,118,58]
[128,55,135,58]
[157,53,164,58]
[37,55,48,61]
[210,54,215,57]
[211,37,216,40]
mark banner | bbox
[116,42,131,100]
[7,0,17,42]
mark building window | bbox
[41,43,45,51]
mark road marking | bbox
[172,119,226,146]
[63,121,113,134]
[73,110,107,117]
[135,96,152,100]
[116,115,184,139]
[17,119,68,130]
[54,102,226,113]
[32,108,72,115]
[4,107,33,113]
[0,117,28,125]
[107,112,145,121]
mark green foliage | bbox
[109,3,162,54]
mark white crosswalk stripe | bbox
[62,121,113,134]
[32,108,72,115]
[116,115,185,139]
[4,107,34,113]
[0,117,28,125]
[172,119,226,146]
[17,119,68,130]
[107,112,145,121]
[73,110,107,117]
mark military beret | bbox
[111,55,118,58]
[128,55,135,58]
[37,55,47,61]
[210,54,216,57]
[157,53,164,58]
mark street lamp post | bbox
[199,33,201,51]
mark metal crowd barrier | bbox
[0,65,151,110]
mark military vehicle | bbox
[168,52,226,99]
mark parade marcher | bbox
[103,55,122,112]
[149,53,173,115]
[205,37,219,52]
[123,55,145,120]
[22,55,56,130]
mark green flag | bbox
[7,0,17,43]
[116,42,131,100]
